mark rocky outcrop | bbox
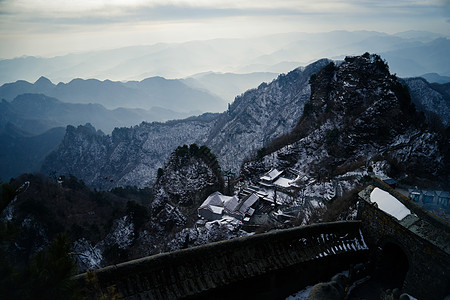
[130,144,225,257]
[150,144,224,223]
[242,54,448,186]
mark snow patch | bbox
[370,188,411,220]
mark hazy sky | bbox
[0,0,449,59]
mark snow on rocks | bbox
[166,217,250,252]
[73,238,103,271]
[105,215,135,249]
[304,181,335,201]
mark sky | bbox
[0,0,449,59]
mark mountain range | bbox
[0,124,65,181]
[0,93,199,135]
[0,90,207,180]
[41,54,450,190]
[40,59,331,189]
[0,76,225,112]
[1,31,449,85]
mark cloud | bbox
[29,5,309,25]
[1,0,448,32]
[1,0,448,58]
[1,1,332,27]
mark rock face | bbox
[206,59,332,172]
[241,54,448,185]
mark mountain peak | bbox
[34,76,54,88]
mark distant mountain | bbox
[236,31,449,77]
[380,38,450,77]
[419,73,450,84]
[183,72,278,102]
[0,124,65,180]
[0,40,270,84]
[0,93,193,135]
[0,76,225,112]
[393,30,444,42]
[235,61,307,74]
[0,31,446,85]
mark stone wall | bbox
[74,221,368,299]
[358,185,450,300]
[372,177,450,230]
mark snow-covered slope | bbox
[207,59,331,173]
[42,115,218,189]
[403,77,450,126]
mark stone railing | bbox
[74,221,368,299]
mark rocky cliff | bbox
[242,54,448,187]
[130,144,227,258]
